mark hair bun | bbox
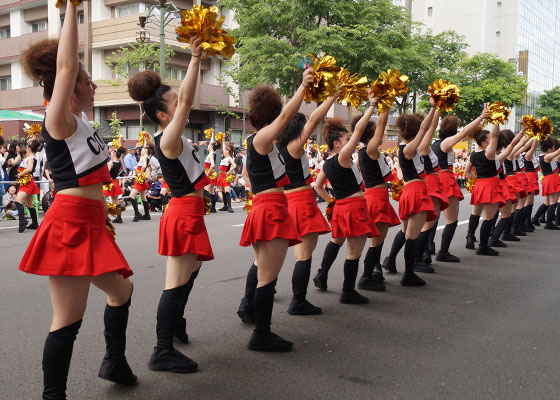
[128,70,162,102]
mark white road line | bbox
[233,224,245,227]
[436,219,469,230]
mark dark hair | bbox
[29,140,42,153]
[128,71,172,125]
[116,146,126,158]
[308,147,317,158]
[541,137,555,152]
[248,85,282,131]
[497,131,508,151]
[500,129,515,145]
[439,115,461,139]
[323,118,347,151]
[210,142,220,151]
[0,136,5,147]
[475,129,490,146]
[146,142,156,156]
[396,114,424,141]
[351,115,376,144]
[278,112,307,148]
[192,143,199,152]
[22,38,84,101]
[7,142,17,154]
[225,143,234,156]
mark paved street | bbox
[1,192,560,400]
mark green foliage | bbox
[104,42,175,85]
[109,112,123,137]
[90,121,101,132]
[536,86,560,131]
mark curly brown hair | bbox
[351,115,376,144]
[248,85,282,131]
[396,114,424,141]
[439,115,461,139]
[323,118,348,151]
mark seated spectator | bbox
[147,175,164,211]
[2,184,18,219]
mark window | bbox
[427,7,433,17]
[0,77,11,91]
[78,12,84,24]
[167,66,187,80]
[116,3,140,17]
[0,27,10,39]
[496,31,501,37]
[32,21,47,32]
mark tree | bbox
[536,86,560,132]
[109,111,123,138]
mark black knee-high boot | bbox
[512,209,526,236]
[288,259,321,315]
[209,194,216,213]
[490,217,509,247]
[436,221,461,262]
[98,296,137,386]
[313,241,342,290]
[413,230,435,273]
[148,286,198,373]
[16,202,27,233]
[477,219,499,256]
[555,204,560,226]
[237,264,258,323]
[532,204,547,226]
[28,207,39,229]
[141,200,151,220]
[219,192,229,211]
[400,239,426,286]
[524,204,535,229]
[248,280,293,352]
[42,320,82,400]
[340,258,368,304]
[428,218,437,254]
[358,245,385,291]
[226,192,234,213]
[130,199,142,222]
[501,212,520,241]
[466,214,480,249]
[545,204,560,230]
[174,270,200,343]
[383,230,405,273]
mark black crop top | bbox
[246,134,290,194]
[322,154,363,199]
[358,148,394,188]
[470,151,498,178]
[503,159,515,176]
[432,140,455,170]
[277,144,313,190]
[523,156,537,172]
[539,155,557,176]
[423,150,440,174]
[398,144,425,182]
[109,161,121,179]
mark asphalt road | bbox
[1,191,560,400]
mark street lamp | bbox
[137,0,181,80]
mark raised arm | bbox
[484,125,499,160]
[512,136,531,158]
[544,146,560,163]
[45,1,79,140]
[253,68,314,154]
[505,128,527,160]
[160,36,202,159]
[419,100,439,155]
[339,95,377,167]
[525,139,537,161]
[287,95,337,158]
[441,107,490,152]
[403,103,436,160]
[366,108,389,160]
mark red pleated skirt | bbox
[364,187,400,227]
[102,179,124,197]
[133,181,149,192]
[398,180,438,222]
[240,192,301,247]
[470,177,505,208]
[506,175,526,198]
[331,196,378,238]
[439,170,464,201]
[541,174,560,196]
[216,172,231,188]
[525,171,540,195]
[425,173,449,211]
[285,188,331,237]
[158,196,214,260]
[19,194,132,278]
[499,178,516,204]
[17,179,40,196]
[516,173,530,196]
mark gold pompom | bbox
[102,182,114,192]
[204,127,214,139]
[319,144,328,153]
[225,173,235,183]
[26,123,42,138]
[336,68,369,109]
[112,135,122,149]
[243,191,253,214]
[107,202,122,216]
[216,131,226,142]
[135,172,147,185]
[105,216,116,238]
[56,0,82,9]
[204,196,211,215]
[17,168,32,187]
[484,101,511,125]
[521,115,539,138]
[427,79,460,112]
[370,70,409,113]
[138,131,150,145]
[206,169,217,180]
[0,121,3,137]
[243,138,248,150]
[325,197,336,222]
[390,179,404,201]
[537,117,554,141]
[176,5,236,59]
[303,53,341,104]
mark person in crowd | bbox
[147,174,164,211]
[531,137,560,229]
[103,146,126,223]
[124,145,137,173]
[522,139,539,230]
[128,145,151,222]
[5,142,21,183]
[19,2,136,397]
[2,184,18,219]
[15,141,41,233]
[216,143,236,213]
[203,141,219,212]
[147,142,162,176]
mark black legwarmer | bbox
[320,241,342,273]
[403,238,417,275]
[292,259,312,300]
[253,280,277,333]
[440,221,458,253]
[387,230,406,262]
[363,245,382,276]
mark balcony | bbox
[0,30,48,62]
[0,86,45,111]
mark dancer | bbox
[128,37,213,372]
[204,141,219,213]
[503,130,529,238]
[355,97,400,290]
[532,137,560,229]
[432,109,489,259]
[513,139,535,234]
[465,125,505,255]
[313,96,379,301]
[19,3,136,397]
[15,141,41,233]
[217,142,236,213]
[128,145,151,221]
[103,146,125,223]
[237,68,313,352]
[277,95,336,315]
[522,139,539,230]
